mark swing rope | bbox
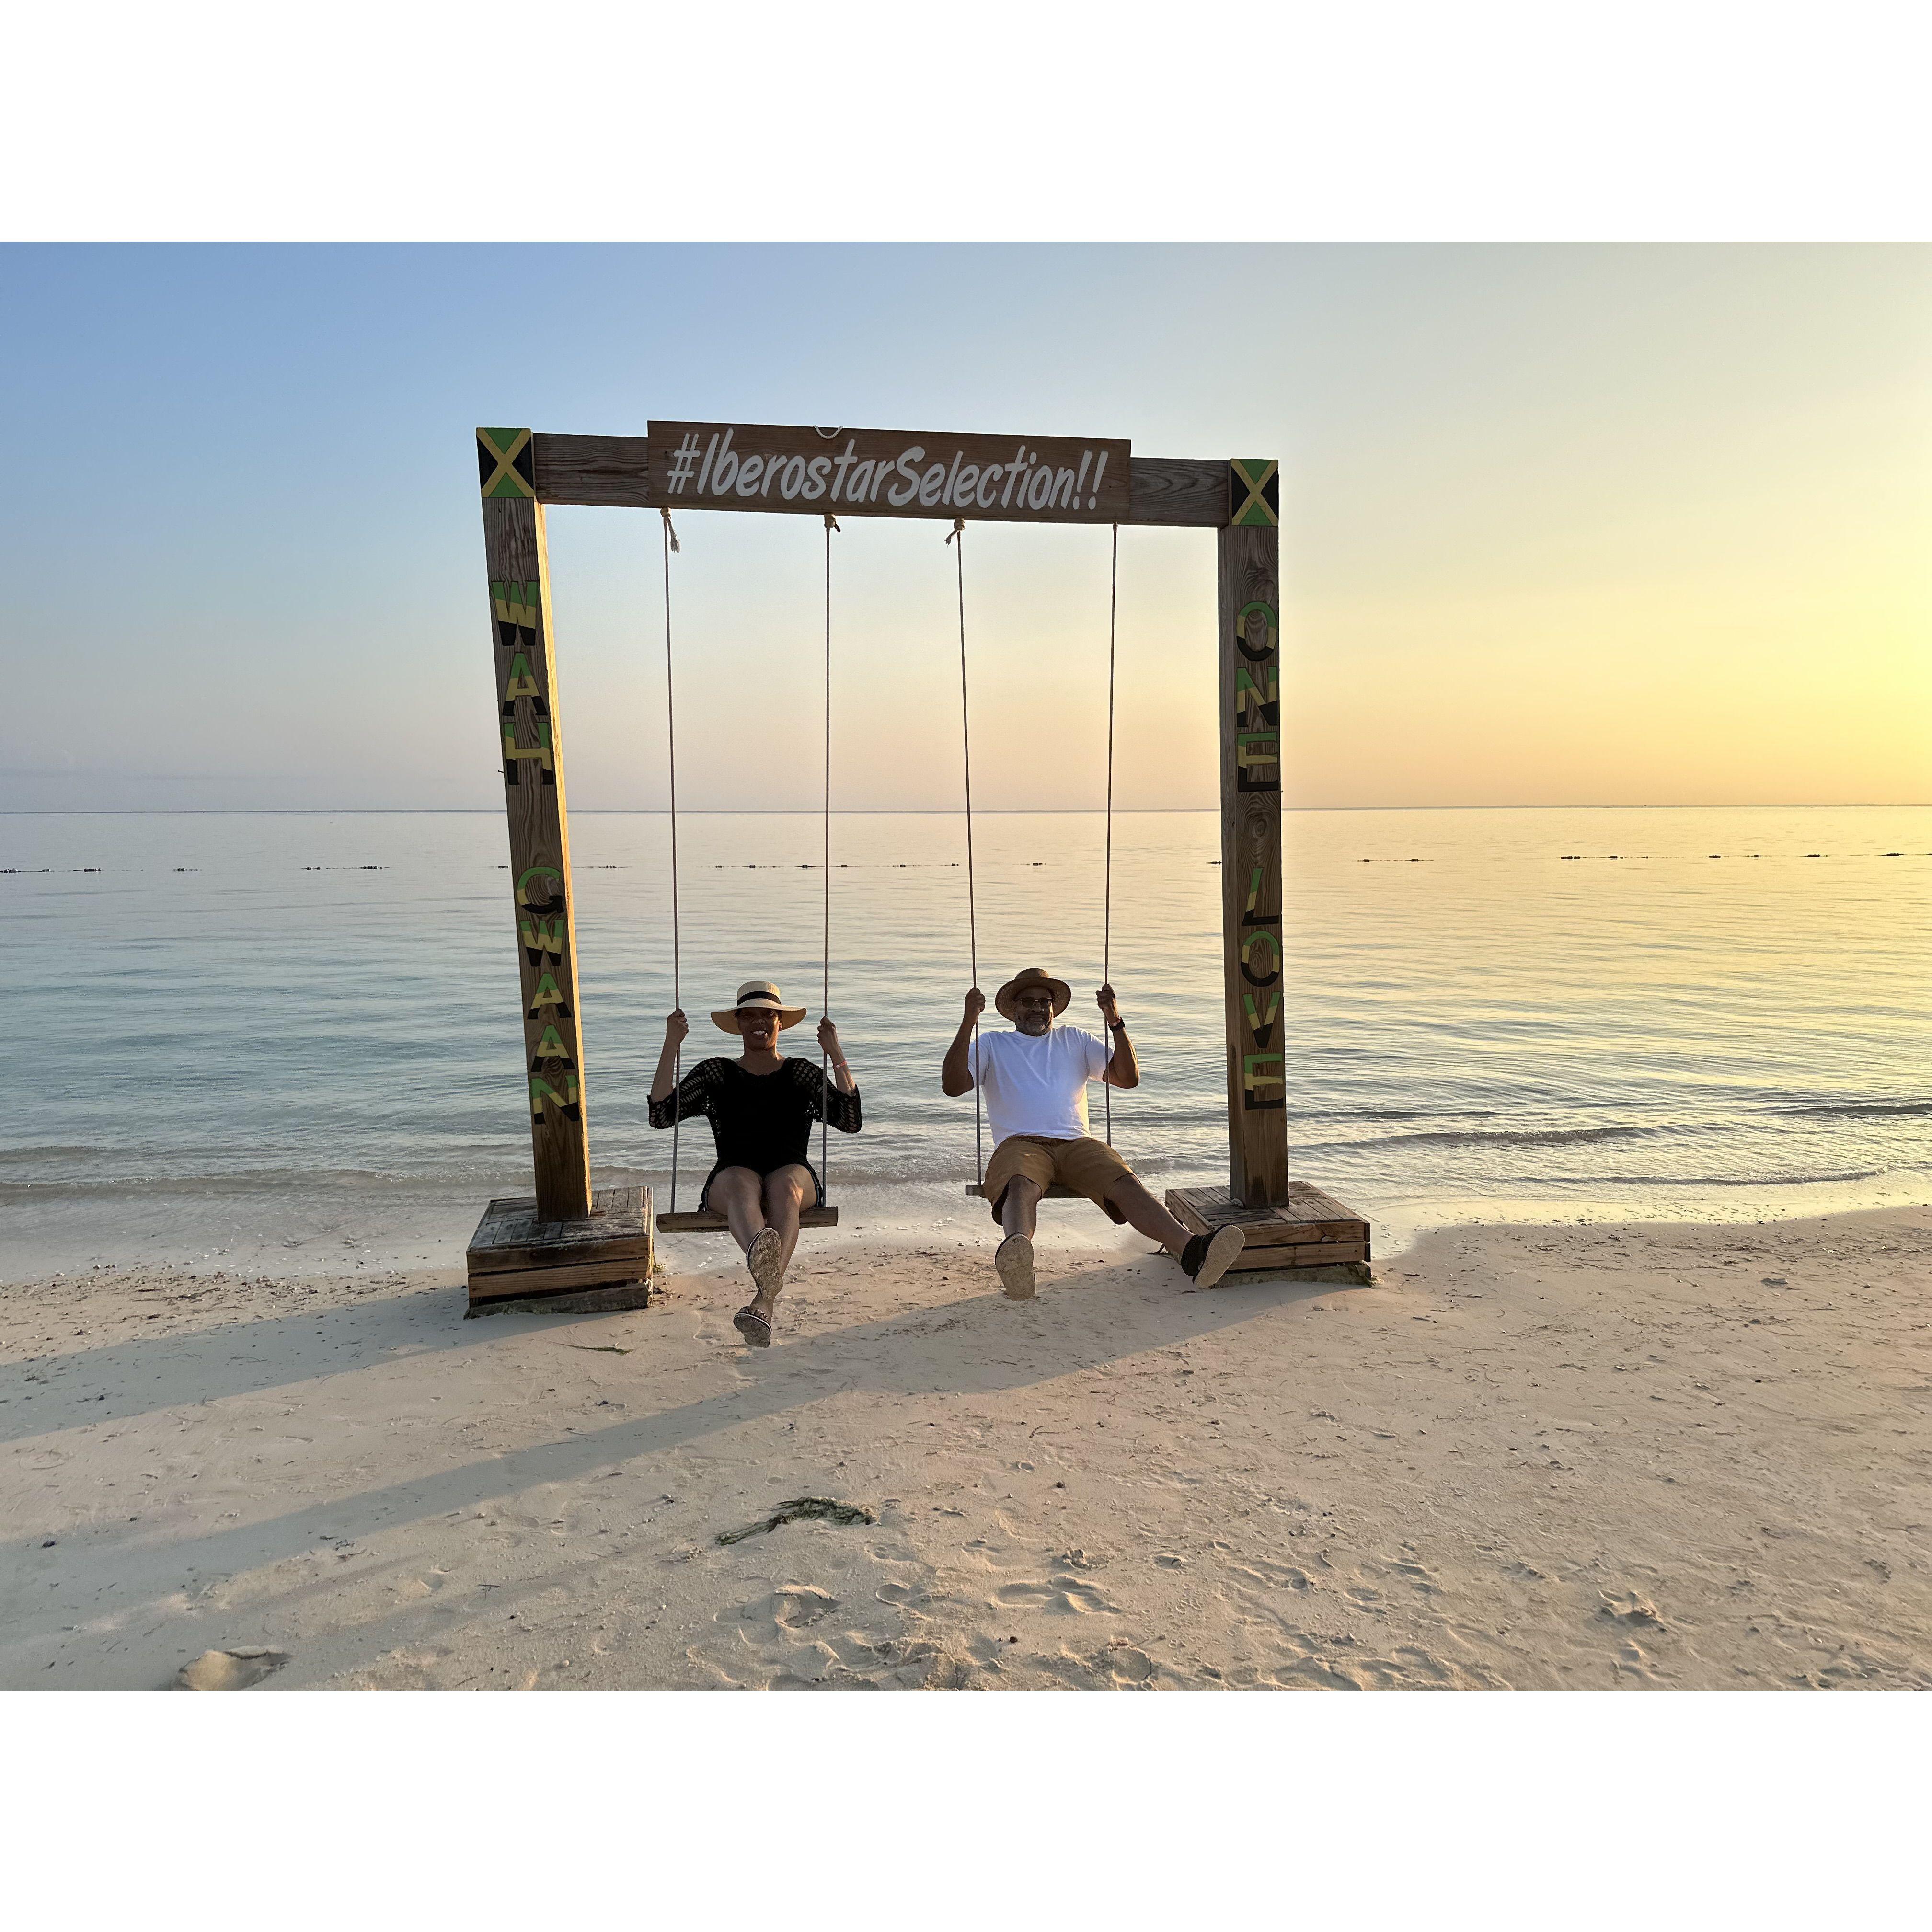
[1102,521,1117,1148]
[657,510,838,1227]
[660,509,683,1213]
[820,514,838,1196]
[950,518,1120,1185]
[947,517,983,1188]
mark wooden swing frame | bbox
[463,421,1370,1313]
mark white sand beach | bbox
[3,1206,1928,1690]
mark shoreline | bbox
[3,1202,1927,1689]
[6,1165,1927,1284]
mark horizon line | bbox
[1,802,1925,817]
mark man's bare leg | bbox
[1000,1176,1042,1241]
[1105,1173,1246,1288]
[995,1176,1041,1300]
[1102,1173,1192,1257]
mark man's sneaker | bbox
[994,1233,1036,1300]
[1181,1226,1245,1289]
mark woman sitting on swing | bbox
[649,978,860,1347]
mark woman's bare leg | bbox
[706,1167,767,1257]
[760,1164,814,1277]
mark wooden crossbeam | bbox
[528,432,1228,528]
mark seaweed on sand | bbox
[716,1497,878,1545]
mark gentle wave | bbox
[0,1167,522,1202]
[0,1145,122,1166]
[1302,1124,1653,1152]
[1776,1099,1932,1120]
[1589,1167,1895,1188]
[1308,1107,1501,1125]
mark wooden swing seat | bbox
[964,1183,1080,1199]
[657,1205,840,1233]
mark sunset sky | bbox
[4,242,1927,814]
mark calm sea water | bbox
[3,806,1928,1273]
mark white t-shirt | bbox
[969,1025,1111,1143]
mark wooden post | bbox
[478,428,592,1222]
[1218,459,1289,1208]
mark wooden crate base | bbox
[465,1185,655,1314]
[1166,1182,1372,1284]
[464,1278,654,1319]
[1229,1259,1375,1286]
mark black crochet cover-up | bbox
[648,1057,862,1210]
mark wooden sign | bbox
[1217,463,1290,1208]
[646,421,1130,523]
[477,432,593,1222]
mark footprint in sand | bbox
[769,1587,840,1630]
[1266,1655,1374,1690]
[994,1576,1120,1615]
[722,1586,842,1644]
[174,1648,289,1690]
[1281,1647,1492,1690]
[1043,1644,1155,1687]
[961,1535,1046,1576]
[713,1572,960,1689]
[966,1631,1020,1672]
[1230,1558,1316,1592]
[1599,1589,1664,1627]
[1614,1640,1666,1684]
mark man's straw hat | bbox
[711,978,808,1033]
[994,966,1071,1021]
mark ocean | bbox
[3,805,1928,1274]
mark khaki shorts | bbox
[981,1135,1134,1223]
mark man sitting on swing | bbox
[941,966,1245,1299]
[650,979,860,1347]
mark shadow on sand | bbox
[1,1255,1355,1667]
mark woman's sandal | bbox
[734,1230,785,1345]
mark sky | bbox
[2,242,1927,815]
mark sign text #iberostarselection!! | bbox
[647,422,1131,523]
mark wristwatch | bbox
[1109,1020,1128,1034]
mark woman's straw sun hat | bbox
[711,978,808,1033]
